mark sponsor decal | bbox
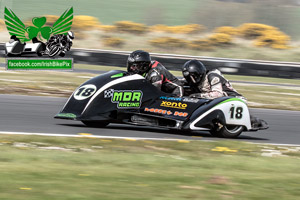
[174,111,188,117]
[159,96,182,101]
[104,89,142,109]
[111,73,124,78]
[182,97,199,103]
[211,77,220,85]
[144,107,188,117]
[160,101,187,109]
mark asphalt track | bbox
[0,94,299,145]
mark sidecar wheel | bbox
[210,125,244,138]
[82,121,109,128]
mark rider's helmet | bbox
[182,60,207,85]
[66,31,75,41]
[127,50,151,75]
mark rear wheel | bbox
[48,46,60,57]
[81,121,109,128]
[210,125,244,138]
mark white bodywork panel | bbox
[5,41,18,53]
[190,100,251,130]
[5,42,40,53]
[24,43,40,51]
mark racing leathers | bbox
[184,69,245,101]
[145,61,184,97]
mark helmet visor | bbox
[128,61,150,74]
[183,71,203,85]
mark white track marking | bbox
[0,131,186,141]
[1,131,300,147]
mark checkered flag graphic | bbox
[104,89,114,98]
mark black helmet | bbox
[127,50,151,75]
[182,60,206,85]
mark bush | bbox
[254,30,290,49]
[0,19,5,31]
[214,26,239,35]
[114,21,148,34]
[208,33,233,46]
[44,15,59,27]
[238,23,277,39]
[73,15,101,31]
[150,24,205,34]
[103,37,125,47]
[149,37,188,49]
[189,39,214,50]
[99,25,117,32]
[75,32,88,40]
[150,24,168,32]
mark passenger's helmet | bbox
[127,50,151,75]
[182,60,207,85]
[67,31,75,41]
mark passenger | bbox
[181,59,267,129]
[127,50,183,97]
[181,59,245,100]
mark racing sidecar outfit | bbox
[145,61,184,97]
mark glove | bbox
[189,93,203,98]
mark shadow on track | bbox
[57,122,268,141]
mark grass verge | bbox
[0,134,300,200]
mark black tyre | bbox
[210,125,244,138]
[81,121,109,128]
[37,45,43,57]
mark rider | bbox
[10,35,21,42]
[127,50,184,97]
[181,59,267,129]
[46,31,74,56]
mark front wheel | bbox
[81,121,109,128]
[210,125,244,138]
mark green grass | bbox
[0,134,300,200]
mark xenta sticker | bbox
[74,84,97,100]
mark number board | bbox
[74,84,97,100]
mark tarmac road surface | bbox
[0,94,299,145]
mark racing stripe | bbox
[151,61,159,68]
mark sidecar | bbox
[55,70,265,138]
